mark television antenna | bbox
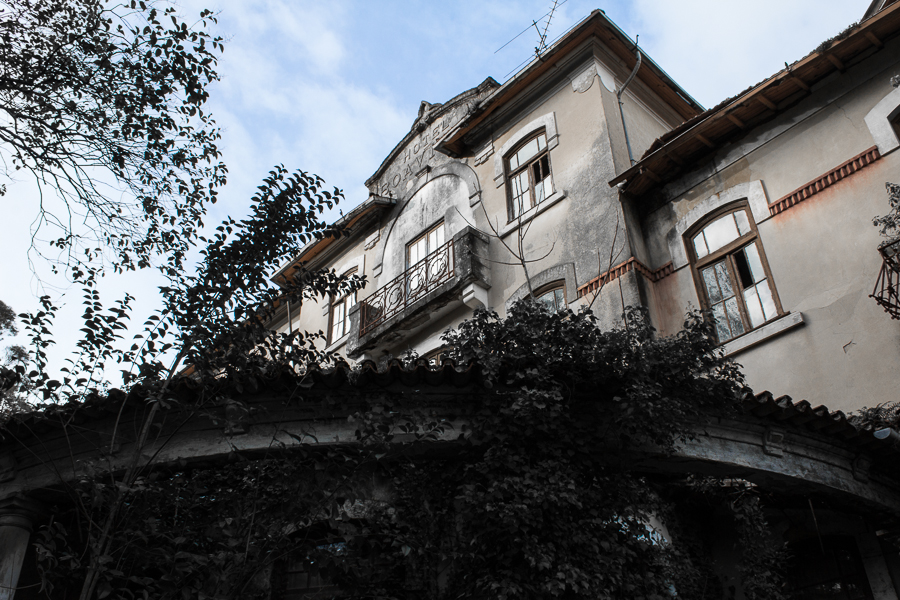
[495,0,569,80]
[534,0,560,55]
[494,0,568,56]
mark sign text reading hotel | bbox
[378,117,452,196]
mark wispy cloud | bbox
[628,0,865,107]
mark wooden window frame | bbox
[534,281,566,312]
[422,346,447,366]
[504,129,554,222]
[686,202,783,344]
[328,268,357,344]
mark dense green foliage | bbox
[18,300,791,599]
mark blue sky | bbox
[0,0,870,378]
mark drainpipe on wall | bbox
[616,39,642,166]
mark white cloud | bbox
[629,0,866,107]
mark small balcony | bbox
[346,227,490,359]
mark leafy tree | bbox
[0,299,16,338]
[14,299,791,599]
[0,0,226,272]
[2,165,363,600]
[0,299,29,417]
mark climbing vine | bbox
[11,300,792,599]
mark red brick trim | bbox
[769,146,882,216]
[577,259,674,297]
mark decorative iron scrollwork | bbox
[871,239,900,319]
[360,240,455,335]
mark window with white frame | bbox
[329,268,357,344]
[687,203,782,343]
[406,221,445,269]
[505,130,554,221]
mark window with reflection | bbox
[687,204,781,343]
[535,282,566,312]
[506,130,554,220]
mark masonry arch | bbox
[374,162,481,284]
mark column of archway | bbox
[0,496,42,600]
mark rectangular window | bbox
[329,268,357,343]
[406,221,445,268]
[406,222,447,302]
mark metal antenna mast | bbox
[534,0,560,55]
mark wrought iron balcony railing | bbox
[360,239,455,335]
[871,238,900,319]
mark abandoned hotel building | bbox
[4,1,900,598]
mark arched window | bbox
[535,281,566,312]
[686,203,781,343]
[505,130,554,220]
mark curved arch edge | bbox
[505,263,577,312]
[669,181,769,269]
[493,112,559,188]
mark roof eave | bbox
[609,2,900,195]
[437,9,704,158]
[270,196,395,288]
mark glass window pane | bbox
[554,288,565,309]
[536,134,546,151]
[535,179,546,204]
[743,242,765,283]
[539,290,554,310]
[756,279,777,321]
[724,296,745,338]
[712,302,732,341]
[702,213,740,253]
[515,138,540,166]
[517,171,532,209]
[436,224,444,247]
[702,265,723,303]
[693,233,709,258]
[743,286,765,328]
[735,210,751,236]
[428,229,438,253]
[714,261,734,298]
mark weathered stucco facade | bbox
[274,4,900,417]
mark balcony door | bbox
[406,222,446,302]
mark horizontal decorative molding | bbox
[769,146,881,216]
[577,258,674,297]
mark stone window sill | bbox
[499,190,567,239]
[722,311,805,357]
[326,335,349,354]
